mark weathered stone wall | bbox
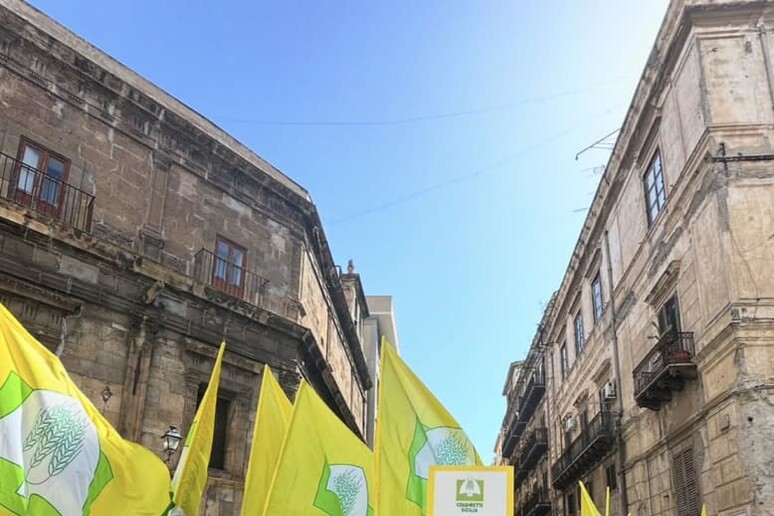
[500,2,774,516]
[0,1,372,514]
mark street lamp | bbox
[161,425,184,464]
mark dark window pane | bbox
[196,384,230,471]
[574,313,585,354]
[592,273,604,322]
[46,158,65,180]
[644,150,667,226]
[40,159,64,206]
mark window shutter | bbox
[673,449,700,516]
[684,451,700,515]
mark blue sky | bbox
[30,0,669,458]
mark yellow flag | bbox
[240,365,292,515]
[701,504,708,516]
[262,381,375,516]
[171,342,226,515]
[376,338,481,515]
[0,302,170,515]
[579,481,602,516]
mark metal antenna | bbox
[575,128,621,160]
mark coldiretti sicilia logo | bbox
[456,477,484,502]
[455,476,485,512]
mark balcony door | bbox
[658,295,681,335]
[212,237,246,298]
[14,140,69,218]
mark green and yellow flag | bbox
[375,338,481,515]
[171,342,226,515]
[262,381,375,516]
[240,365,292,515]
[579,481,602,516]
[0,302,171,515]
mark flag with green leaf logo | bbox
[375,338,481,515]
[262,381,375,516]
[0,302,171,515]
[171,342,226,515]
[240,365,292,515]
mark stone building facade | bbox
[497,1,774,515]
[0,0,372,513]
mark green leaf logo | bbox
[406,420,477,510]
[0,373,113,515]
[314,459,373,516]
[24,404,90,482]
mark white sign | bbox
[428,466,514,516]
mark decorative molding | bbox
[645,259,682,307]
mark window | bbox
[196,384,231,470]
[14,139,70,216]
[560,343,569,380]
[644,150,666,226]
[672,448,700,516]
[606,464,618,491]
[658,295,681,335]
[212,237,246,296]
[574,312,585,355]
[591,272,604,322]
[579,408,589,431]
[566,489,578,516]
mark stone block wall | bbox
[0,2,374,514]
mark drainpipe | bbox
[603,230,629,515]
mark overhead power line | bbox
[216,75,628,127]
[329,104,621,225]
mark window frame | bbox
[196,383,233,472]
[643,149,667,227]
[574,311,585,356]
[591,271,604,323]
[14,138,71,218]
[211,236,247,297]
[658,294,682,335]
[606,463,618,491]
[560,342,569,381]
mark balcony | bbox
[193,248,269,307]
[552,411,614,489]
[517,486,551,516]
[502,419,526,459]
[519,427,548,474]
[517,371,546,426]
[633,331,697,410]
[0,152,94,232]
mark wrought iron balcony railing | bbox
[552,410,614,489]
[519,427,548,474]
[517,486,551,516]
[517,371,546,425]
[0,152,94,232]
[502,419,526,460]
[193,248,269,307]
[633,331,697,410]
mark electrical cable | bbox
[329,104,621,225]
